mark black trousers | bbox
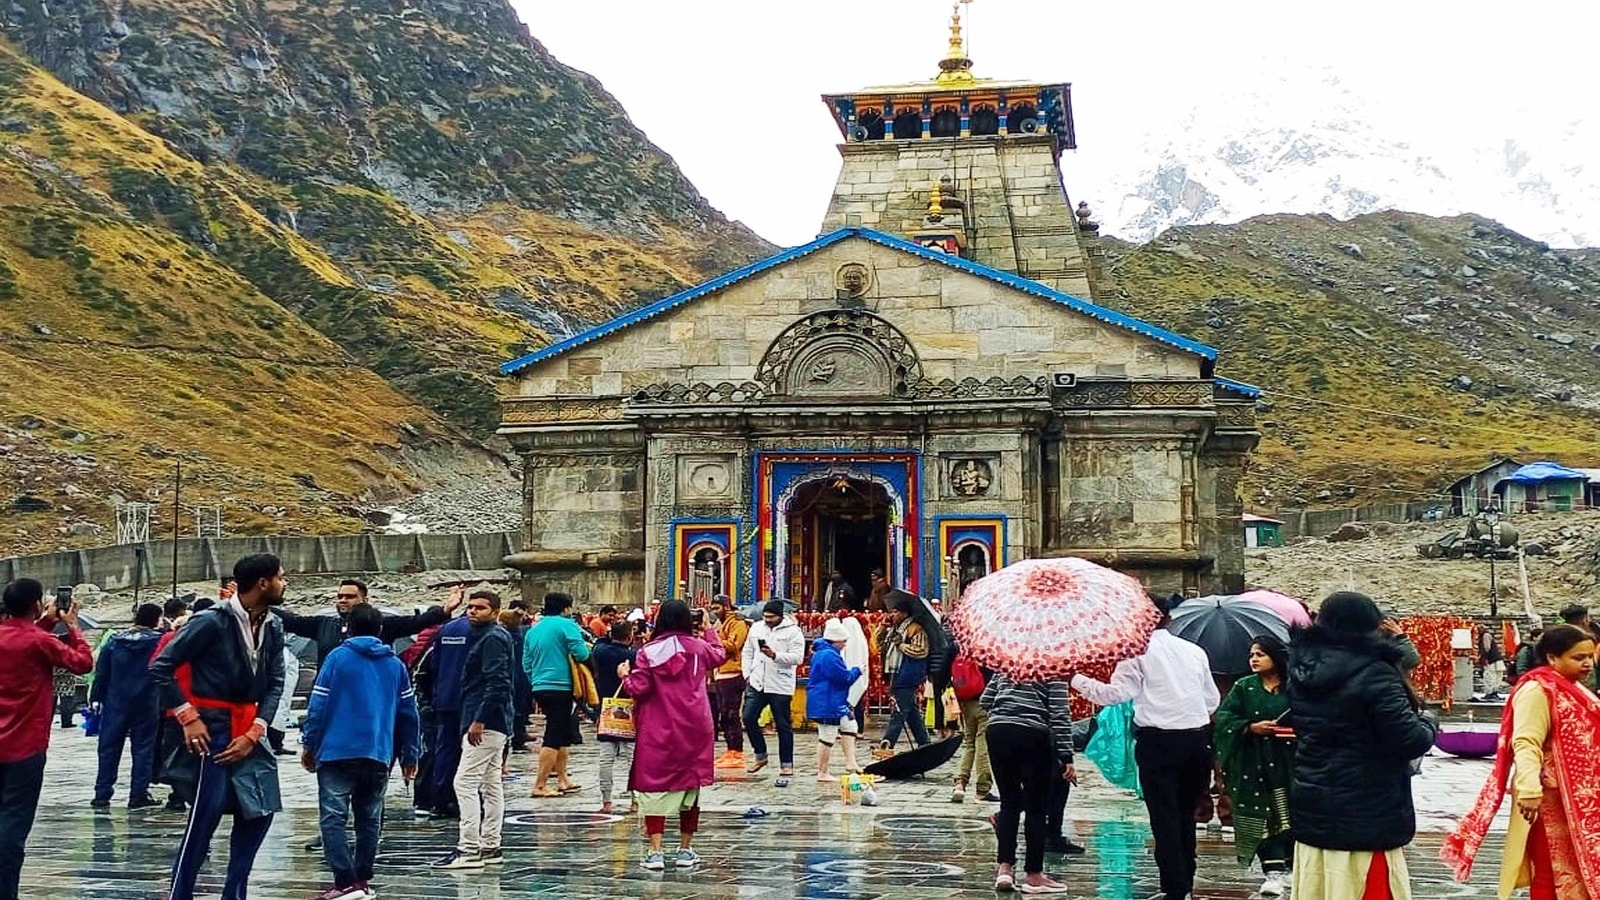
[1135,727,1214,900]
[0,752,47,900]
[1047,769,1070,839]
[930,672,952,731]
[986,724,1054,874]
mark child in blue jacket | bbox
[806,618,863,780]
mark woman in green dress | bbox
[1214,633,1296,897]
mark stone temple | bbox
[497,8,1260,608]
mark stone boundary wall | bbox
[0,532,519,591]
[1269,502,1431,539]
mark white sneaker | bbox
[950,786,965,803]
[1260,873,1287,896]
[642,850,666,871]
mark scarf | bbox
[1441,666,1600,885]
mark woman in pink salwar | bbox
[620,599,727,871]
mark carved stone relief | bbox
[835,262,873,299]
[755,310,921,398]
[948,458,995,497]
[678,455,736,501]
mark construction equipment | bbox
[1416,513,1520,560]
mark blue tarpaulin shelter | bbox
[1507,461,1588,483]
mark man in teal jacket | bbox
[522,592,591,797]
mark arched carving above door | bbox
[755,310,921,399]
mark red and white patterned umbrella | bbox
[949,557,1162,681]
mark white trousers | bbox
[454,730,506,854]
[597,740,635,802]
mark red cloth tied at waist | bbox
[176,663,260,741]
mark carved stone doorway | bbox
[785,477,890,610]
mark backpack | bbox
[950,654,986,701]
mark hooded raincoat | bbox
[622,631,726,792]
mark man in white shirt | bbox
[1072,595,1218,900]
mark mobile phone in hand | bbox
[757,639,768,650]
[54,586,73,613]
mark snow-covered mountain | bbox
[1070,68,1598,249]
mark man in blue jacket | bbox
[90,602,164,810]
[418,609,477,820]
[432,590,514,870]
[300,603,421,900]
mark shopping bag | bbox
[598,690,636,741]
[941,689,960,724]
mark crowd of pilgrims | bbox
[0,555,1596,900]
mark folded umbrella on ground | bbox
[862,734,962,781]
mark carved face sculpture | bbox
[836,263,870,298]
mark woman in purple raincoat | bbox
[620,599,726,871]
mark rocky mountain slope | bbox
[1104,210,1600,511]
[0,0,768,555]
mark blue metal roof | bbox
[1214,377,1263,399]
[499,227,1219,376]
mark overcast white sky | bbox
[511,1,1597,247]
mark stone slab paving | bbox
[20,727,1508,899]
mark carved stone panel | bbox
[947,458,995,497]
[788,339,891,397]
[835,262,873,299]
[678,455,737,502]
[755,310,921,398]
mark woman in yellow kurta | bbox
[1443,624,1600,899]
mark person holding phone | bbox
[1213,634,1297,897]
[0,578,94,899]
[740,600,805,782]
[50,586,85,729]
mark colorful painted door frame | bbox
[669,520,739,605]
[754,451,921,602]
[933,515,1008,602]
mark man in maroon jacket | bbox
[0,578,94,900]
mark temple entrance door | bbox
[785,477,891,609]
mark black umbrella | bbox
[862,734,963,780]
[1168,596,1290,677]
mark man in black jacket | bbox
[274,579,460,667]
[431,590,514,871]
[150,553,288,900]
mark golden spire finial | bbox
[928,182,945,218]
[935,0,975,85]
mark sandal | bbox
[530,787,561,799]
[746,758,769,774]
[559,784,584,794]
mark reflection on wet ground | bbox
[22,732,1503,898]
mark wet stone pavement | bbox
[23,727,1508,899]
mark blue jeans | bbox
[742,689,794,768]
[168,739,274,900]
[94,706,158,803]
[881,685,929,748]
[317,759,388,888]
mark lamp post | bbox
[1483,507,1500,618]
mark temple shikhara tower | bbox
[497,5,1260,608]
